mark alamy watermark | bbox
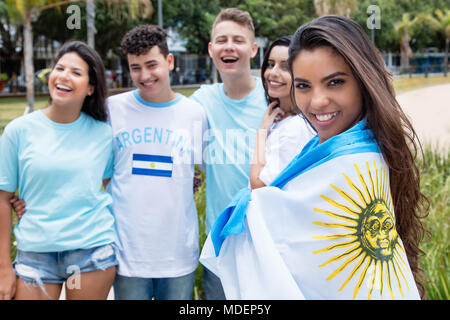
[367,5,381,30]
[66,264,81,289]
[66,4,381,31]
[66,4,81,30]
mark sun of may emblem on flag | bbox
[312,160,412,300]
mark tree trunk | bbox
[24,15,34,113]
[212,61,218,84]
[86,0,96,48]
[400,41,408,73]
[345,7,351,18]
[444,37,448,77]
[314,0,325,16]
[400,28,412,74]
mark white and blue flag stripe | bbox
[132,154,173,177]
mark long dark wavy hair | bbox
[288,15,429,298]
[52,41,108,122]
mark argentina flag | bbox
[132,154,173,177]
[200,121,420,300]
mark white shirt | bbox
[259,115,316,185]
[107,90,207,277]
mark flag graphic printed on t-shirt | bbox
[132,154,173,177]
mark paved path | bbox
[396,83,450,151]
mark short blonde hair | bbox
[211,8,255,39]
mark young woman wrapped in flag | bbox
[200,15,428,300]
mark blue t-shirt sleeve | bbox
[190,87,207,108]
[102,145,114,180]
[198,106,208,172]
[190,89,200,104]
[189,89,209,172]
[0,127,19,192]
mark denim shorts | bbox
[13,244,118,288]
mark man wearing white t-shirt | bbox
[106,25,206,300]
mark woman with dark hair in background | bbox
[201,16,427,300]
[0,41,117,300]
[250,35,315,189]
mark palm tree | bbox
[314,0,357,18]
[436,9,450,76]
[418,9,450,76]
[6,0,153,112]
[6,0,67,113]
[86,0,95,48]
[314,0,326,16]
[394,13,416,74]
[87,0,153,48]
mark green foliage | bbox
[163,0,448,54]
[5,0,60,21]
[193,168,206,300]
[30,1,154,60]
[351,0,449,52]
[10,211,17,261]
[3,0,448,59]
[163,0,218,54]
[161,0,316,54]
[418,147,449,300]
[235,0,316,41]
[0,0,7,15]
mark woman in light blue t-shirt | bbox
[0,41,117,300]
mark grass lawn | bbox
[1,77,449,300]
[417,148,449,300]
[394,75,450,94]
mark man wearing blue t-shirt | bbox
[190,8,267,300]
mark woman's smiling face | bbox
[48,52,93,109]
[264,45,291,102]
[292,46,363,143]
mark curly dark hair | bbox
[121,25,169,57]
